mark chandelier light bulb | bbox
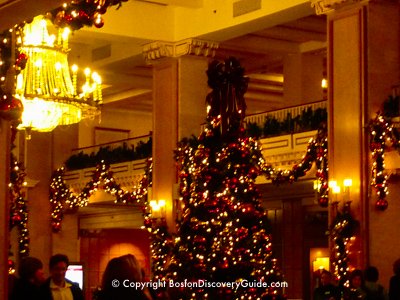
[15,15,102,133]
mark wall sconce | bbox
[321,78,328,89]
[149,199,166,219]
[312,257,330,272]
[329,178,352,203]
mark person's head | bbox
[393,258,400,276]
[49,254,69,285]
[320,270,333,286]
[19,257,45,286]
[101,254,144,299]
[364,266,379,282]
[350,269,364,289]
[102,254,142,288]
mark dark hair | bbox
[350,269,364,286]
[394,258,400,276]
[364,266,379,282]
[99,254,146,300]
[19,257,43,280]
[321,270,332,277]
[49,254,69,269]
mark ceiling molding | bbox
[143,38,219,61]
[310,0,367,15]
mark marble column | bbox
[144,38,218,230]
[312,0,400,284]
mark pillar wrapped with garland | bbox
[9,152,29,257]
[329,202,359,287]
[169,57,286,300]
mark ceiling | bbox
[66,3,327,116]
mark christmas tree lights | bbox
[168,58,286,300]
[260,124,329,207]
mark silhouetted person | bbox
[10,256,46,300]
[348,269,367,300]
[98,254,152,300]
[313,270,341,300]
[389,259,400,300]
[40,254,84,300]
[364,266,387,300]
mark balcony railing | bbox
[245,100,327,128]
[63,133,151,192]
[63,103,326,189]
[64,159,148,192]
[259,130,317,169]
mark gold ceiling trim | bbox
[311,0,367,15]
[143,38,219,62]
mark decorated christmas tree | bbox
[168,58,286,299]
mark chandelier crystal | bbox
[15,15,102,133]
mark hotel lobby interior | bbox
[1,0,400,299]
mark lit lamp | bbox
[321,78,328,89]
[312,257,330,272]
[14,15,102,136]
[329,178,353,203]
[149,199,166,219]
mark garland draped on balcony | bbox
[49,158,173,284]
[261,124,329,207]
[50,160,150,232]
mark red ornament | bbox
[375,199,388,211]
[0,96,23,121]
[240,203,254,213]
[318,197,329,208]
[8,259,14,268]
[248,166,258,179]
[15,52,28,70]
[52,222,61,232]
[64,14,73,23]
[144,218,153,227]
[94,13,104,28]
[12,214,21,223]
[193,235,206,244]
[78,10,89,20]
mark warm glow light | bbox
[332,185,341,194]
[15,15,102,133]
[328,180,337,188]
[343,179,352,187]
[312,257,330,272]
[321,78,328,89]
[150,200,160,211]
[313,180,321,190]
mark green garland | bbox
[328,202,359,287]
[50,160,149,232]
[369,95,400,210]
[246,106,327,138]
[9,153,30,257]
[65,137,152,170]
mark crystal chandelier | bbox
[15,15,102,134]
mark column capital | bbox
[143,38,219,62]
[310,0,368,15]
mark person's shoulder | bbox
[65,278,81,288]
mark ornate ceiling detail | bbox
[310,0,367,15]
[143,38,219,62]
